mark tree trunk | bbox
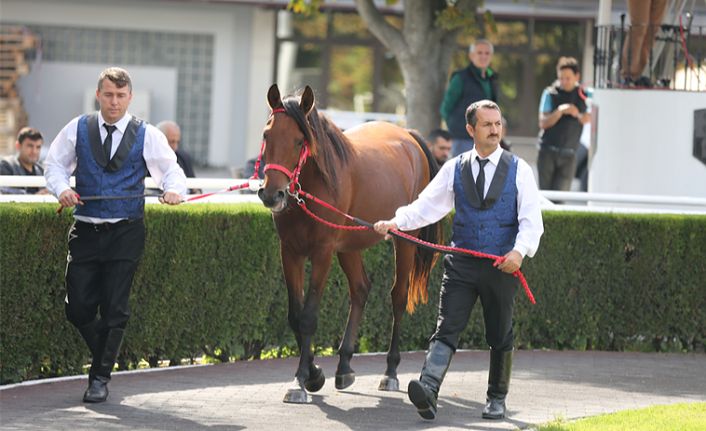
[395,59,441,136]
[354,0,473,137]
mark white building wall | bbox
[2,0,276,170]
[590,89,706,197]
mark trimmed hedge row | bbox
[1,203,704,383]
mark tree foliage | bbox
[287,0,485,136]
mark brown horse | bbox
[258,84,441,404]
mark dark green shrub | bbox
[1,204,704,383]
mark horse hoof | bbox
[304,365,325,392]
[378,376,399,391]
[283,388,309,404]
[335,372,355,390]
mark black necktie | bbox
[103,124,116,161]
[476,156,489,200]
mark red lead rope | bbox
[297,189,536,304]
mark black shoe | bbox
[83,375,109,403]
[634,76,653,88]
[619,77,634,88]
[482,397,506,419]
[408,379,437,420]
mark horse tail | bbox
[405,129,443,314]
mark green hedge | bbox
[1,203,704,383]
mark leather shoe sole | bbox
[407,380,437,420]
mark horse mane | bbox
[281,96,353,195]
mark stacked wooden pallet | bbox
[0,26,37,156]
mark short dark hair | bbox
[97,67,132,92]
[556,56,580,75]
[465,100,501,127]
[427,129,451,143]
[17,127,43,144]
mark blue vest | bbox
[74,114,147,219]
[451,151,519,256]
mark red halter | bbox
[261,107,311,194]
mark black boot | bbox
[77,320,105,382]
[407,341,453,420]
[83,328,124,403]
[482,349,512,419]
[77,320,101,356]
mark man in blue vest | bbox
[45,67,187,403]
[440,40,498,157]
[537,57,591,191]
[374,100,543,421]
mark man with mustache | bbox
[374,100,543,421]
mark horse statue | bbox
[257,84,441,403]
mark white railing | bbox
[2,176,706,214]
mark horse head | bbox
[258,84,316,213]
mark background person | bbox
[537,56,591,191]
[440,39,498,157]
[0,127,48,194]
[427,128,452,166]
[156,120,201,194]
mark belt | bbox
[75,219,141,232]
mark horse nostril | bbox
[276,190,286,202]
[257,188,266,202]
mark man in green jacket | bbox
[441,39,498,157]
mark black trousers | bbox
[64,219,145,331]
[537,146,577,191]
[431,254,518,352]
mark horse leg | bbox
[284,248,334,404]
[380,240,417,391]
[334,251,372,390]
[280,248,310,403]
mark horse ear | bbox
[267,84,282,110]
[300,85,315,115]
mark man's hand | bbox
[160,191,183,205]
[558,103,580,117]
[494,250,523,274]
[58,189,82,208]
[373,220,398,241]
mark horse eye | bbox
[296,139,304,146]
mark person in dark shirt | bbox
[441,39,498,157]
[156,121,201,194]
[537,57,591,191]
[0,127,48,194]
[427,129,452,166]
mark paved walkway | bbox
[1,350,705,430]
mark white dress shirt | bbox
[391,146,544,258]
[45,111,187,223]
